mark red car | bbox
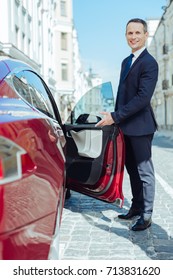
[0,56,124,259]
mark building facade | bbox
[53,0,74,120]
[0,0,102,121]
[147,0,173,130]
[0,0,58,100]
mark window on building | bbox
[15,25,19,47]
[61,63,68,81]
[15,0,20,7]
[28,39,31,57]
[39,42,42,64]
[61,32,67,50]
[28,15,32,35]
[22,32,25,52]
[60,0,67,17]
[48,29,51,51]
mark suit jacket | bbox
[111,49,158,136]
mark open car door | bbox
[64,82,125,207]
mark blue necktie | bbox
[121,53,134,80]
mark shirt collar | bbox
[132,46,146,59]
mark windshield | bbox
[66,82,114,124]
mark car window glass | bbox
[66,82,114,124]
[13,75,32,103]
[13,71,56,119]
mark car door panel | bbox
[70,128,102,158]
[65,124,116,184]
[65,123,124,205]
[64,82,125,205]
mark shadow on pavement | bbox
[153,135,173,149]
[63,192,173,260]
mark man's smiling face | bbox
[126,22,148,52]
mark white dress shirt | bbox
[131,46,146,65]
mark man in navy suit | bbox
[96,18,158,231]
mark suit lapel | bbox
[121,49,148,81]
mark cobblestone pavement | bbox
[59,131,173,260]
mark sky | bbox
[73,0,167,93]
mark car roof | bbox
[0,56,33,83]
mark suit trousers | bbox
[124,134,155,220]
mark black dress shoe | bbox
[131,216,152,231]
[118,208,141,220]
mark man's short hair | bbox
[126,18,148,33]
